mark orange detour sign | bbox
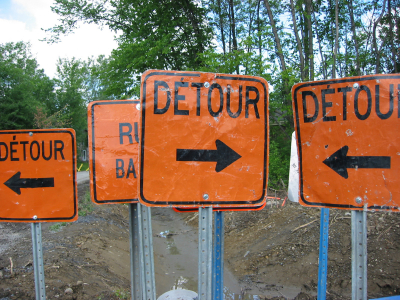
[88,100,140,204]
[139,70,269,207]
[292,74,400,211]
[0,129,77,222]
[173,201,267,213]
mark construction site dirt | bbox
[0,180,399,299]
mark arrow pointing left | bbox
[323,146,391,179]
[4,172,55,195]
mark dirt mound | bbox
[223,196,400,299]
[0,182,399,299]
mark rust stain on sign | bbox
[0,129,77,222]
[88,100,139,204]
[139,70,269,208]
[292,74,400,211]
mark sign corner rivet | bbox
[33,215,38,220]
[203,194,209,200]
[353,83,359,89]
[204,82,210,88]
[355,196,362,204]
[29,132,33,136]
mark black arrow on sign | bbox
[4,172,54,195]
[323,146,391,179]
[177,139,242,172]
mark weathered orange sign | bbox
[292,74,400,211]
[173,201,267,213]
[0,129,77,222]
[88,100,139,204]
[139,70,269,207]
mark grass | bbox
[77,162,89,172]
[114,289,130,299]
[49,222,67,232]
[78,191,94,217]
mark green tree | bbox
[53,57,90,146]
[0,42,55,130]
[51,56,114,146]
[45,0,400,187]
[374,0,400,73]
[44,0,213,98]
[87,55,119,100]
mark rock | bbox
[157,289,198,300]
[76,281,83,285]
[340,279,350,288]
[65,288,73,294]
[0,270,3,279]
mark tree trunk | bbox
[257,0,262,60]
[229,0,238,52]
[290,0,305,81]
[332,0,339,79]
[348,0,361,75]
[263,0,286,72]
[245,3,255,74]
[216,0,226,55]
[313,11,327,79]
[302,5,309,79]
[388,0,398,73]
[304,0,314,80]
[229,0,239,73]
[373,0,388,74]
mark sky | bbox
[0,0,118,78]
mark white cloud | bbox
[0,0,118,78]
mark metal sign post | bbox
[212,211,224,299]
[0,129,77,299]
[352,209,367,300]
[128,203,142,300]
[88,101,146,299]
[198,207,213,300]
[317,207,330,299]
[31,223,46,300]
[138,204,156,300]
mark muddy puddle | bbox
[151,207,302,299]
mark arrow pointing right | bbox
[177,139,242,172]
[323,146,391,179]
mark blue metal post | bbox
[212,211,224,299]
[317,208,330,299]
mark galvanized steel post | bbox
[138,204,156,300]
[351,209,367,300]
[198,207,213,300]
[129,203,142,300]
[31,223,46,300]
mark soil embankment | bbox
[0,180,399,299]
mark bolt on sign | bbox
[139,70,269,207]
[88,100,140,204]
[292,74,400,211]
[0,129,77,222]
